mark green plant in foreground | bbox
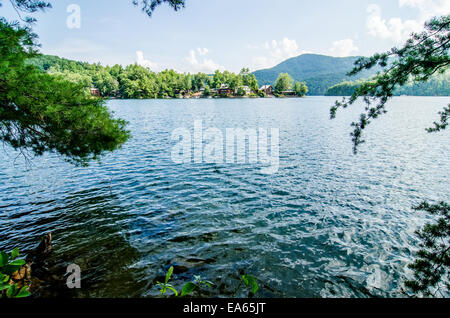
[0,248,31,298]
[180,275,214,297]
[155,266,178,296]
[405,202,449,297]
[241,274,259,296]
[155,267,258,297]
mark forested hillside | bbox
[325,73,450,96]
[252,54,379,95]
[27,55,259,98]
[27,54,449,98]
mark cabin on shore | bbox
[281,90,296,96]
[260,85,273,95]
[218,84,233,95]
[237,86,252,95]
[90,88,101,97]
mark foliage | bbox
[180,275,213,297]
[235,87,246,97]
[155,266,179,296]
[155,267,259,298]
[274,73,294,93]
[241,274,259,296]
[404,202,449,297]
[1,0,185,20]
[426,105,449,132]
[326,79,373,96]
[0,20,130,166]
[203,85,211,97]
[28,55,260,99]
[293,81,308,97]
[240,68,259,92]
[132,0,185,17]
[253,54,379,95]
[325,72,450,96]
[330,15,449,154]
[0,0,51,23]
[155,267,214,297]
[0,248,31,298]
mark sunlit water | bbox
[1,97,449,298]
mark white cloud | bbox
[366,1,450,43]
[366,4,422,43]
[329,39,359,57]
[251,37,310,70]
[184,49,224,73]
[136,50,160,71]
[399,0,450,18]
[196,48,209,56]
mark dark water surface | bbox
[1,97,449,297]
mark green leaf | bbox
[2,264,22,275]
[9,259,26,266]
[0,274,8,283]
[155,282,166,294]
[166,284,179,296]
[241,274,259,295]
[165,266,174,284]
[181,282,197,297]
[6,284,17,298]
[0,251,9,267]
[11,248,19,260]
[202,280,213,287]
[0,283,11,291]
[15,287,31,298]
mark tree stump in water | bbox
[8,233,53,292]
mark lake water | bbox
[1,97,449,298]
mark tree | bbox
[331,15,449,154]
[203,85,210,97]
[331,15,450,297]
[274,73,294,94]
[0,1,185,19]
[0,19,129,165]
[227,72,242,91]
[132,0,185,17]
[240,68,259,92]
[120,64,158,99]
[182,73,192,92]
[50,70,93,90]
[212,70,224,89]
[293,81,308,97]
[247,75,259,92]
[405,202,449,297]
[0,0,185,165]
[93,70,119,96]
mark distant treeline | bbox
[27,55,260,98]
[28,55,447,98]
[325,73,450,96]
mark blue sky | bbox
[1,0,449,72]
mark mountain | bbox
[252,54,379,95]
[325,73,450,96]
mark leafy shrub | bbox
[155,267,259,298]
[0,248,31,298]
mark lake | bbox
[1,97,449,297]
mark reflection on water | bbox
[0,97,449,297]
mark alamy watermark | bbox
[66,264,81,289]
[66,4,81,29]
[171,120,280,174]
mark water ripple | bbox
[0,97,449,298]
